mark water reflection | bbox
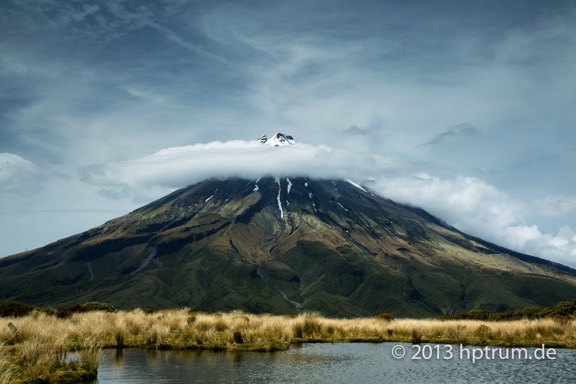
[95,343,576,383]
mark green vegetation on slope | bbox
[2,177,576,318]
[441,298,576,321]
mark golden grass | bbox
[0,313,101,383]
[1,310,575,382]
[1,342,15,384]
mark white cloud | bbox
[368,173,576,267]
[369,173,525,231]
[0,153,41,193]
[512,225,576,267]
[82,138,409,191]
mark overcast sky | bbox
[1,0,576,266]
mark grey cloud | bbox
[343,125,372,136]
[98,187,132,200]
[534,195,576,217]
[418,123,480,147]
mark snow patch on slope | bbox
[304,180,317,212]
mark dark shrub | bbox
[488,311,516,321]
[38,307,57,317]
[55,304,82,318]
[0,300,35,317]
[374,313,395,321]
[547,300,576,318]
[50,302,117,318]
[445,309,490,321]
[81,302,116,312]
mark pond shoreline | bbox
[1,309,575,382]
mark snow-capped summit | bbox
[259,133,295,147]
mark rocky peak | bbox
[259,133,295,147]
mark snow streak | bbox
[346,179,368,192]
[337,202,349,212]
[275,177,284,219]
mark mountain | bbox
[258,132,295,146]
[1,137,576,317]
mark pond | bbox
[95,343,576,383]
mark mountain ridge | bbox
[2,175,576,317]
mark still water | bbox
[95,343,576,383]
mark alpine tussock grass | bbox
[0,312,101,383]
[2,310,574,353]
[1,309,575,382]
